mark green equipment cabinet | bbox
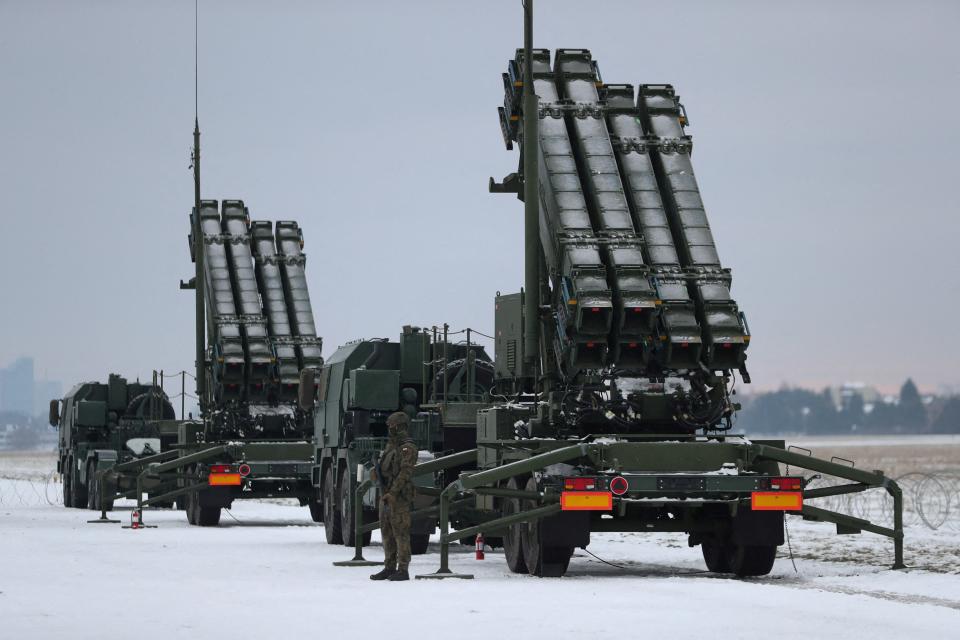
[310,326,495,555]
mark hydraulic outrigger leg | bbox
[332,479,383,567]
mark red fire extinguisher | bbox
[130,509,142,529]
[475,533,485,560]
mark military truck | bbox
[52,373,179,510]
[307,325,494,554]
[407,1,904,580]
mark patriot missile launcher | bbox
[401,1,905,580]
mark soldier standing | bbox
[370,411,418,581]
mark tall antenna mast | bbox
[191,0,206,413]
[521,0,540,379]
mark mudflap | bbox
[198,485,235,509]
[541,511,590,548]
[732,509,784,546]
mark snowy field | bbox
[1,444,958,639]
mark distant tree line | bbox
[735,379,960,435]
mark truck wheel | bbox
[410,533,430,555]
[521,477,572,577]
[196,505,221,527]
[308,489,323,523]
[701,538,732,573]
[86,462,98,511]
[502,477,528,574]
[70,463,87,509]
[339,467,371,547]
[62,465,73,508]
[728,544,777,577]
[186,490,198,525]
[322,466,342,544]
[185,466,198,524]
[184,466,221,526]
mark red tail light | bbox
[210,464,237,474]
[564,477,597,491]
[591,307,600,313]
[770,477,802,491]
[238,464,251,477]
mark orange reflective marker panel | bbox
[208,473,242,487]
[561,491,613,511]
[751,491,802,511]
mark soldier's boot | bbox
[386,567,409,581]
[370,566,396,581]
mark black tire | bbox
[86,462,98,511]
[184,466,218,526]
[186,490,197,525]
[521,477,573,577]
[308,491,323,523]
[196,505,221,527]
[701,538,732,573]
[185,466,198,525]
[728,544,777,577]
[62,464,72,508]
[340,468,371,547]
[187,469,220,527]
[69,462,87,509]
[323,466,342,544]
[502,477,528,574]
[410,533,430,555]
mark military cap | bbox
[386,411,409,427]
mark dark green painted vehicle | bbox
[52,373,180,511]
[308,325,493,554]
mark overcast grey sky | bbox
[1,0,958,394]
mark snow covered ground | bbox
[1,451,958,639]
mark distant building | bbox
[827,382,881,412]
[0,357,35,416]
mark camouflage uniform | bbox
[371,412,417,580]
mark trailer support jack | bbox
[333,479,382,567]
[87,469,121,524]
